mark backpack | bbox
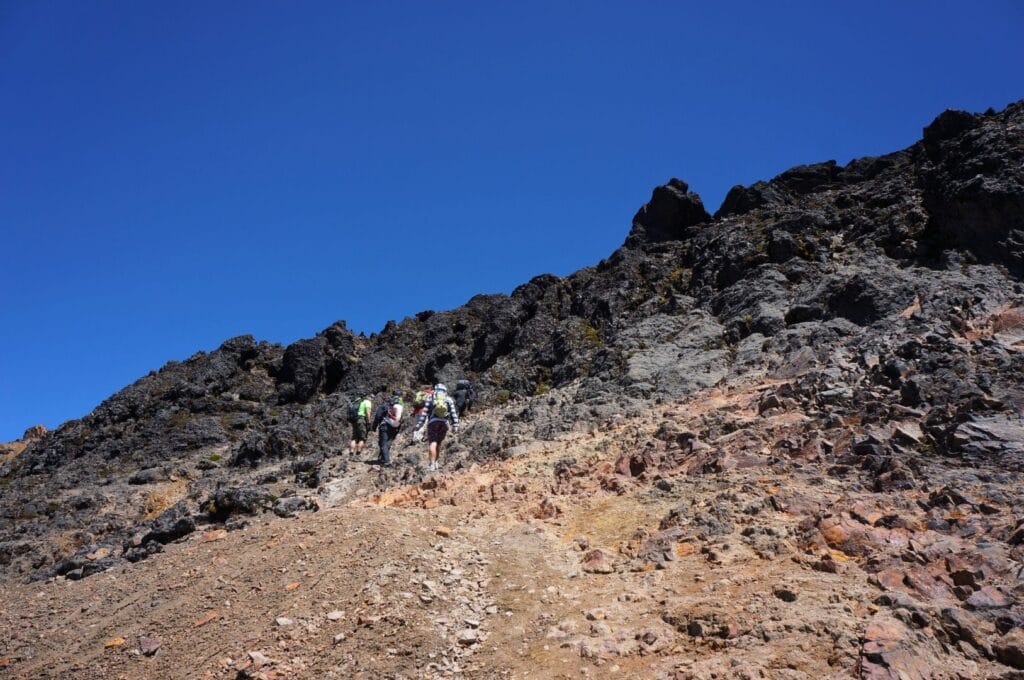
[456,379,476,404]
[413,390,428,408]
[385,399,404,428]
[347,400,362,423]
[431,396,449,419]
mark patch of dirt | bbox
[0,383,1019,678]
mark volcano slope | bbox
[1,100,1023,678]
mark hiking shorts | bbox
[426,419,449,444]
[352,418,368,442]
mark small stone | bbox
[333,633,347,644]
[248,651,271,668]
[457,629,479,646]
[87,547,111,561]
[585,609,607,621]
[465,618,481,628]
[435,526,453,537]
[193,610,219,628]
[138,637,161,657]
[892,426,922,445]
[721,622,743,639]
[485,605,498,615]
[326,611,343,621]
[275,617,294,627]
[104,637,126,649]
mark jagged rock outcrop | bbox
[624,178,710,246]
[920,106,1024,274]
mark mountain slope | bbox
[1,99,1023,677]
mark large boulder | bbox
[278,337,327,403]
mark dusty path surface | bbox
[2,384,1020,678]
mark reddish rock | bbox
[903,566,954,603]
[859,617,935,677]
[819,517,873,557]
[582,549,615,574]
[720,621,746,639]
[872,569,906,592]
[863,617,906,657]
[851,502,884,526]
[533,497,561,520]
[613,450,656,477]
[192,611,219,628]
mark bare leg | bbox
[428,441,438,465]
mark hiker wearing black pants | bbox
[453,379,475,419]
[372,390,405,466]
[412,384,459,472]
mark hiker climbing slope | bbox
[453,379,476,419]
[348,393,373,457]
[372,390,404,467]
[412,383,458,471]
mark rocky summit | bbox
[1,101,1023,679]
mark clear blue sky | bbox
[2,1,1022,440]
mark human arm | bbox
[449,397,459,431]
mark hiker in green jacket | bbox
[348,394,373,456]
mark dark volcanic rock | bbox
[625,178,710,246]
[138,503,196,545]
[920,102,1024,275]
[206,486,275,521]
[278,336,328,403]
